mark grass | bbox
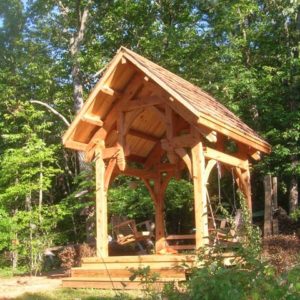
[0,266,28,278]
[13,288,140,300]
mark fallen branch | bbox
[30,100,70,127]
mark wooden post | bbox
[154,187,165,252]
[264,175,272,237]
[191,141,208,249]
[244,162,253,216]
[272,177,279,234]
[95,143,108,257]
[153,178,167,252]
[143,175,169,253]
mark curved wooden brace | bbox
[234,166,252,213]
[175,148,192,176]
[142,178,157,203]
[161,172,173,195]
[104,158,117,191]
[204,159,217,184]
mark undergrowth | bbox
[130,193,300,300]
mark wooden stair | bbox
[62,254,195,289]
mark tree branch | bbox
[30,100,70,127]
[56,0,70,17]
[70,0,93,56]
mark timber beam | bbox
[161,136,248,170]
[119,95,164,111]
[204,147,248,170]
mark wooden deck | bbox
[62,253,235,289]
[62,254,195,289]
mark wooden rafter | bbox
[101,86,121,97]
[81,113,103,127]
[62,50,124,145]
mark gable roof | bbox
[63,47,271,156]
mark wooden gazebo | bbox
[62,47,270,289]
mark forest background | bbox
[0,0,299,273]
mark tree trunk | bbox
[72,63,84,112]
[289,176,298,214]
[38,162,43,223]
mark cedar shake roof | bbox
[122,48,269,152]
[63,47,271,157]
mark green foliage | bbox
[129,266,161,299]
[290,208,300,222]
[165,179,194,233]
[108,176,154,221]
[0,266,28,279]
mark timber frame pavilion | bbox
[62,47,271,288]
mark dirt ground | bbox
[0,276,62,299]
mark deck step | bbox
[71,267,186,279]
[62,276,184,290]
[81,254,197,269]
